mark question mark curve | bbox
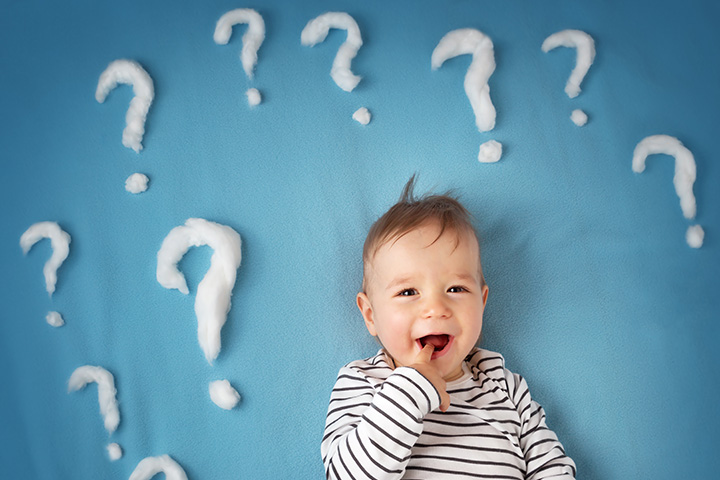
[301,12,363,92]
[20,221,71,296]
[67,365,120,434]
[96,59,155,153]
[214,9,266,80]
[156,218,242,364]
[541,29,596,99]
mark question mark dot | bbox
[46,311,65,327]
[125,173,149,194]
[571,109,588,127]
[107,443,123,461]
[686,225,704,248]
[478,140,502,163]
[246,88,262,107]
[352,107,371,125]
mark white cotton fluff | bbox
[214,9,265,79]
[129,455,188,480]
[125,173,149,194]
[107,443,123,461]
[352,107,371,125]
[542,29,596,99]
[209,380,241,410]
[301,12,363,92]
[46,311,64,327]
[632,135,697,220]
[96,59,154,153]
[478,140,502,163]
[246,88,262,106]
[432,28,497,132]
[571,109,588,126]
[67,366,120,434]
[20,221,71,296]
[686,225,704,249]
[157,218,242,364]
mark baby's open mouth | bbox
[418,334,451,353]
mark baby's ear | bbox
[356,292,377,336]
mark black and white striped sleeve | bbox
[321,365,441,480]
[507,372,577,480]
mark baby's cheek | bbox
[387,321,413,345]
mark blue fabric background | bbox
[1,0,718,478]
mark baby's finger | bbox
[439,390,451,412]
[415,343,434,364]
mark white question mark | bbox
[432,28,502,163]
[67,365,122,460]
[156,218,242,365]
[633,134,703,248]
[301,12,363,93]
[96,59,155,153]
[129,455,188,480]
[214,8,266,107]
[542,29,596,127]
[20,221,71,327]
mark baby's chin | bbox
[441,364,465,382]
[385,351,465,382]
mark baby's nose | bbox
[421,294,451,318]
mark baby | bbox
[321,176,576,479]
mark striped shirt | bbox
[321,348,576,480]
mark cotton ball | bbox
[107,443,123,461]
[686,225,704,248]
[571,109,588,126]
[352,107,371,125]
[125,173,149,194]
[478,140,502,163]
[46,311,64,327]
[209,380,241,410]
[246,88,261,107]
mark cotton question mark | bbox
[542,29,596,127]
[157,219,243,409]
[633,134,703,248]
[20,221,71,327]
[68,365,122,460]
[214,8,266,107]
[432,28,502,163]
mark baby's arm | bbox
[321,345,447,480]
[508,373,577,480]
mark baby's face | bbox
[358,222,488,381]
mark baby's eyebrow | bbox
[452,273,479,284]
[385,276,414,291]
[385,272,478,291]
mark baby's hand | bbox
[409,344,450,412]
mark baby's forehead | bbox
[371,223,479,258]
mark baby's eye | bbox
[448,286,468,293]
[397,288,418,297]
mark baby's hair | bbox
[362,175,485,291]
